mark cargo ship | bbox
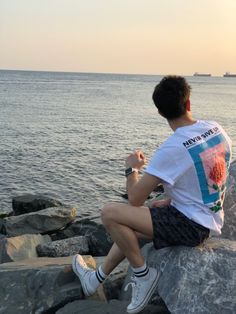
[193,72,211,77]
[223,72,236,77]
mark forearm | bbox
[124,150,160,206]
[126,171,141,206]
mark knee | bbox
[101,202,117,228]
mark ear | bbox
[186,99,191,111]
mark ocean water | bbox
[0,70,235,215]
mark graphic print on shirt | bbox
[186,132,231,213]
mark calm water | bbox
[0,70,235,215]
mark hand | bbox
[150,199,171,208]
[125,150,146,170]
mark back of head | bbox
[152,75,191,120]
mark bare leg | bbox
[102,232,151,275]
[102,242,124,275]
[101,202,154,269]
[72,202,154,300]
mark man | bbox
[72,75,232,314]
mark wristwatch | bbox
[125,167,138,177]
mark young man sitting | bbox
[72,75,232,314]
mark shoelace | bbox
[124,276,141,304]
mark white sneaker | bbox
[125,267,159,314]
[72,254,96,296]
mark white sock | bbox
[132,262,150,281]
[89,265,107,289]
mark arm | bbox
[125,150,161,207]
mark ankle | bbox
[95,265,107,284]
[132,262,150,281]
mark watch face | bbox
[125,167,134,177]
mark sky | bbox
[0,0,236,76]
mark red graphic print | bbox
[209,158,226,187]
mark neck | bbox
[168,113,197,131]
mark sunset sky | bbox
[1,0,235,76]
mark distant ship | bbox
[223,72,236,77]
[193,72,211,77]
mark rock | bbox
[221,203,236,240]
[50,218,101,240]
[4,206,77,237]
[0,234,6,241]
[51,218,113,256]
[229,159,236,177]
[0,210,13,219]
[50,218,98,240]
[0,255,106,314]
[0,233,51,263]
[0,219,5,234]
[36,236,89,257]
[12,194,63,215]
[55,299,168,314]
[223,172,236,210]
[88,223,113,256]
[122,238,236,314]
[55,300,127,314]
[221,160,236,240]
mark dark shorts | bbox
[149,205,210,250]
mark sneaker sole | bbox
[126,271,160,314]
[72,254,91,297]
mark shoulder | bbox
[159,132,182,149]
[149,133,187,166]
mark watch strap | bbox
[125,167,138,177]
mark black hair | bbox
[152,75,191,120]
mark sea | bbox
[0,70,235,216]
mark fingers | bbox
[135,150,145,159]
[125,149,147,169]
[135,150,147,164]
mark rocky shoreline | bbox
[0,160,236,314]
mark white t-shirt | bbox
[145,120,232,235]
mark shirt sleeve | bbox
[144,146,186,186]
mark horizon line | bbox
[0,67,233,78]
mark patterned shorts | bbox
[149,205,210,250]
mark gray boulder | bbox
[0,255,106,314]
[0,233,51,263]
[12,194,63,215]
[221,160,236,240]
[0,219,5,234]
[88,223,113,256]
[36,236,89,257]
[50,217,102,240]
[55,300,129,314]
[4,206,77,237]
[221,203,236,240]
[223,167,236,210]
[50,218,98,240]
[229,159,236,177]
[56,299,169,314]
[122,238,236,314]
[0,234,5,241]
[0,210,13,219]
[51,218,113,256]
